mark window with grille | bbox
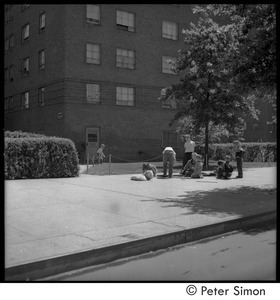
[116,10,135,32]
[86,5,100,24]
[162,21,178,40]
[38,87,45,107]
[22,57,29,75]
[116,86,134,106]
[22,24,29,42]
[162,56,177,74]
[39,12,46,31]
[86,43,100,64]
[22,92,29,109]
[86,84,100,103]
[162,131,178,148]
[39,50,45,70]
[116,48,135,69]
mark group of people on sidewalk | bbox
[131,134,244,181]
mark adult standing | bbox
[182,134,195,170]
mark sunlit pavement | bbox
[5,167,276,280]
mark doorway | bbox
[86,127,100,162]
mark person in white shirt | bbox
[182,134,195,171]
[162,147,176,178]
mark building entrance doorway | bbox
[86,127,100,163]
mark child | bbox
[131,170,154,181]
[96,144,106,164]
[142,163,158,177]
[216,160,225,179]
[191,154,203,179]
[181,152,197,177]
[223,155,233,179]
[162,146,176,178]
[233,140,244,178]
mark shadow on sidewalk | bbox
[142,186,276,218]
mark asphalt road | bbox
[43,222,276,281]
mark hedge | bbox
[195,142,277,162]
[5,135,80,179]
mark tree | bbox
[159,7,259,168]
[194,4,276,123]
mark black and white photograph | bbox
[4,3,277,288]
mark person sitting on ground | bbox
[216,160,225,179]
[142,163,158,177]
[131,170,154,181]
[191,154,204,179]
[181,152,197,177]
[223,155,233,179]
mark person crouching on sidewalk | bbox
[162,146,176,178]
[191,154,204,179]
[223,155,233,179]
[142,163,158,178]
[181,152,197,177]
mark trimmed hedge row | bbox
[5,135,80,180]
[5,130,48,139]
[195,142,277,162]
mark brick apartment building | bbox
[4,4,276,163]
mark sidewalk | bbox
[5,167,276,281]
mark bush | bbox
[5,134,80,179]
[195,142,277,162]
[5,130,47,139]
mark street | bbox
[43,222,276,281]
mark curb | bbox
[5,210,276,281]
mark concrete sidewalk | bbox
[5,167,276,281]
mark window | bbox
[116,86,134,106]
[22,24,30,42]
[86,43,100,64]
[162,131,178,148]
[116,10,135,32]
[9,96,14,110]
[5,98,9,111]
[162,97,177,109]
[9,65,13,82]
[86,84,100,103]
[162,21,178,40]
[5,35,14,53]
[5,38,9,53]
[9,34,14,51]
[38,50,45,69]
[5,5,13,23]
[162,56,177,74]
[86,5,100,24]
[38,87,45,107]
[116,48,135,69]
[4,68,8,82]
[22,57,29,75]
[39,12,46,31]
[22,92,29,109]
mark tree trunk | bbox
[204,120,209,170]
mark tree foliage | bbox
[159,4,276,165]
